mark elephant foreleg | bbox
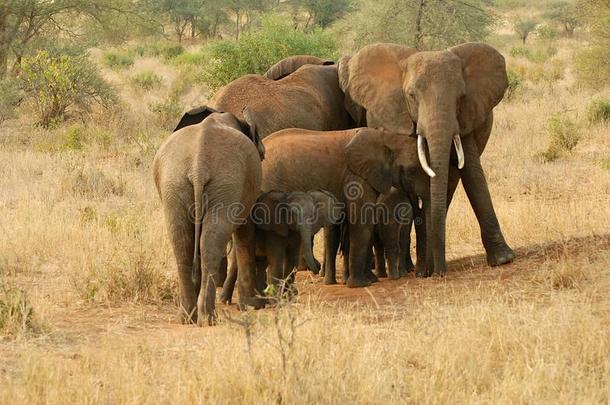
[233,221,266,310]
[322,224,340,285]
[346,222,374,288]
[460,135,515,266]
[373,228,387,278]
[220,249,238,305]
[399,224,414,276]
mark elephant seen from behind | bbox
[153,106,265,326]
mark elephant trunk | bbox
[427,131,453,276]
[299,225,320,275]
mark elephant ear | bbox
[345,128,393,195]
[308,189,341,227]
[338,43,417,135]
[449,42,508,135]
[242,107,266,160]
[264,55,335,80]
[338,56,367,127]
[174,105,218,132]
[253,191,289,237]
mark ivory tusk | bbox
[417,135,436,178]
[453,134,465,170]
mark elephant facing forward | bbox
[220,189,341,303]
[153,107,265,326]
[261,127,415,288]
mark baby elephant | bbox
[372,188,414,280]
[153,106,265,326]
[221,189,341,303]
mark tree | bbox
[513,18,537,44]
[574,0,610,86]
[291,0,353,29]
[0,0,141,78]
[333,0,493,51]
[546,0,579,37]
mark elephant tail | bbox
[192,182,207,290]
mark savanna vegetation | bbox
[1,0,609,402]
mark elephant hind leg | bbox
[162,196,198,324]
[197,218,234,326]
[220,249,238,305]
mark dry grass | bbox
[1,13,610,403]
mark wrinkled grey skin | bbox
[261,127,415,288]
[372,188,414,280]
[339,42,515,276]
[173,56,354,138]
[152,109,264,326]
[220,190,341,304]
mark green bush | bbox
[149,97,183,130]
[172,51,207,66]
[506,68,524,99]
[539,114,581,162]
[20,51,118,127]
[510,45,557,63]
[587,99,610,124]
[537,25,558,41]
[201,14,338,91]
[1,282,46,340]
[102,51,134,69]
[131,71,163,90]
[129,42,184,61]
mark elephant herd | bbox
[153,42,516,326]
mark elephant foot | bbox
[376,269,388,278]
[415,263,431,278]
[346,276,372,288]
[177,308,197,325]
[364,270,379,283]
[319,267,326,277]
[399,265,414,277]
[486,243,516,267]
[197,312,217,327]
[219,290,232,305]
[323,276,338,285]
[238,296,266,311]
[387,270,400,280]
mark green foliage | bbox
[172,50,207,66]
[102,51,134,69]
[131,71,163,90]
[63,124,85,150]
[513,18,538,44]
[506,69,524,99]
[539,114,580,162]
[149,97,184,130]
[0,76,23,123]
[587,99,610,124]
[574,0,610,86]
[545,0,579,36]
[333,0,493,51]
[510,45,558,63]
[201,14,337,91]
[291,0,354,28]
[537,25,558,41]
[20,51,118,128]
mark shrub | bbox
[160,43,184,60]
[20,51,118,127]
[587,99,610,124]
[0,76,23,123]
[201,14,338,91]
[131,71,163,90]
[102,51,134,69]
[538,114,580,162]
[172,50,207,66]
[537,25,558,41]
[63,124,85,150]
[149,97,183,130]
[510,45,557,63]
[506,68,524,99]
[0,282,46,340]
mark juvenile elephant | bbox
[173,56,354,137]
[372,188,414,280]
[153,107,265,326]
[261,127,412,288]
[220,189,341,303]
[338,42,515,276]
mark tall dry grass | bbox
[1,16,609,403]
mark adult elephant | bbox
[173,56,354,136]
[338,42,515,276]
